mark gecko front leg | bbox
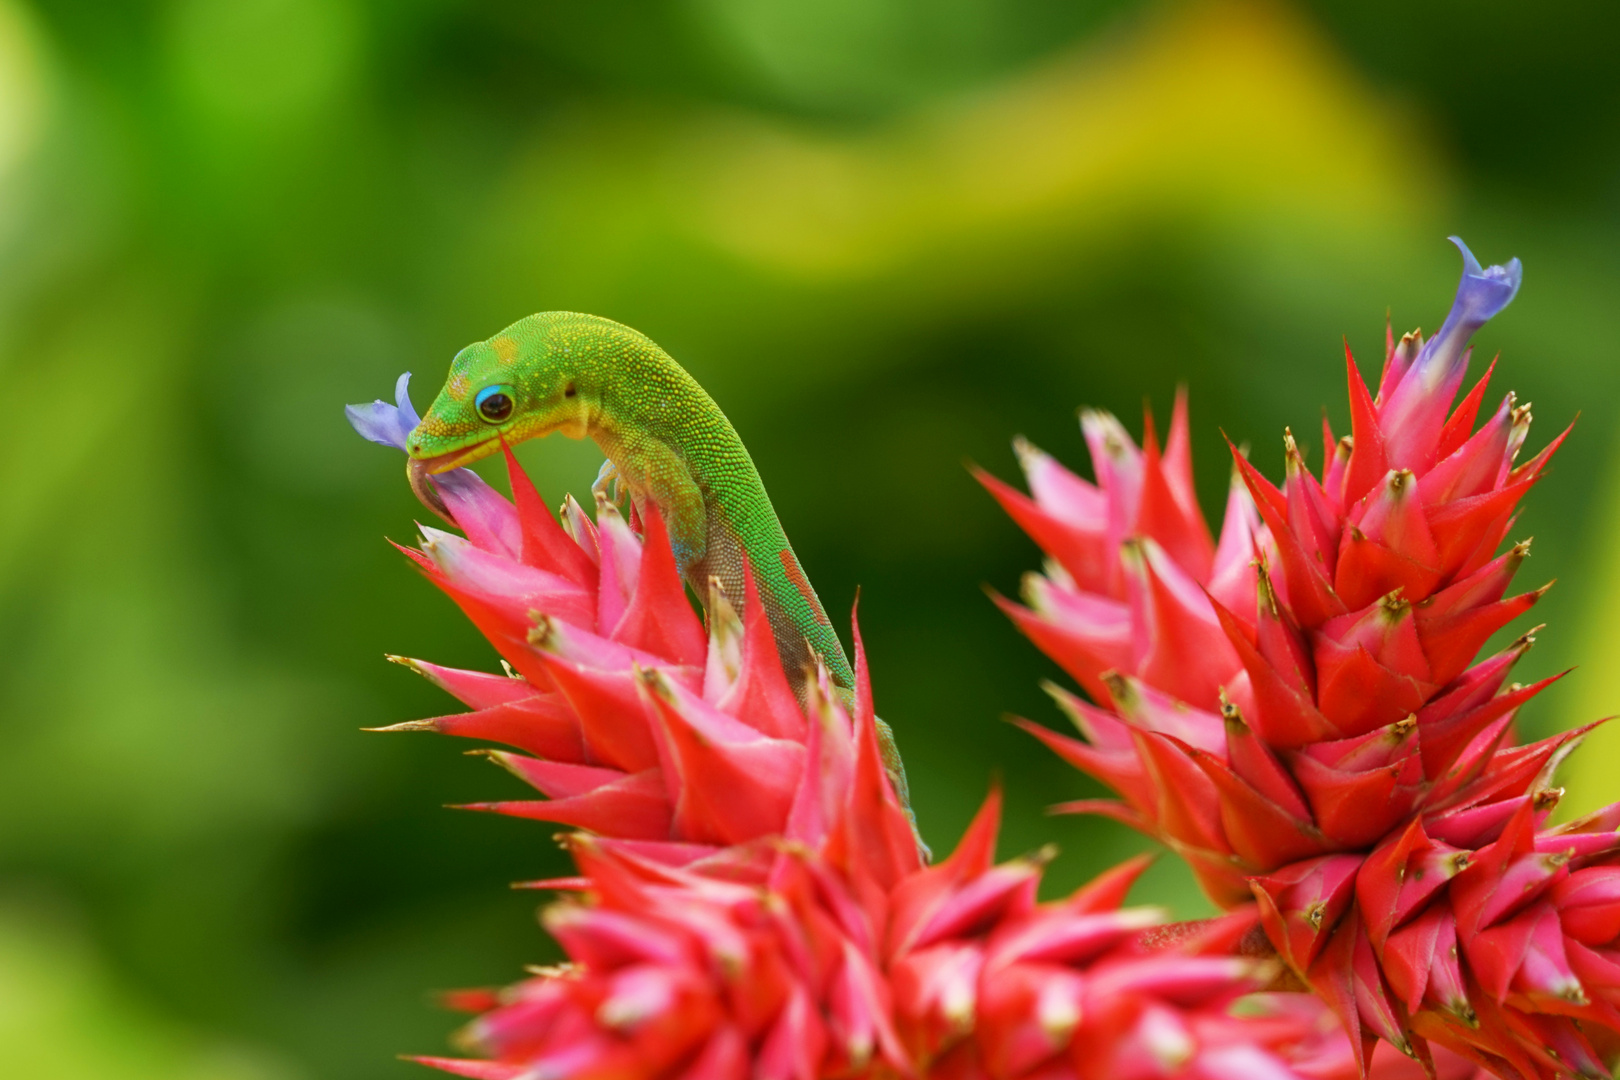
[592,458,623,506]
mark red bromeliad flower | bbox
[350,378,824,860]
[414,794,1325,1080]
[985,239,1620,1078]
[409,602,927,1079]
[347,389,1337,1079]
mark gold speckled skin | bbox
[409,311,856,695]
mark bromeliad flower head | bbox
[348,392,1328,1080]
[413,793,1327,1080]
[348,373,892,863]
[883,795,1301,1080]
[987,239,1620,1076]
[414,833,913,1080]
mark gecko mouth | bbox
[405,440,500,525]
[406,457,455,524]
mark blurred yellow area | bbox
[466,0,1449,416]
[1561,471,1620,817]
[683,1,1434,279]
[476,1,1439,296]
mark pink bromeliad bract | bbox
[352,377,826,863]
[348,387,1339,1079]
[416,798,1325,1080]
[986,239,1620,1079]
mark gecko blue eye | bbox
[474,384,516,423]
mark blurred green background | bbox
[2,0,1619,1076]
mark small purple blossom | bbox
[346,371,524,545]
[345,372,421,452]
[1378,237,1522,466]
[1422,235,1523,378]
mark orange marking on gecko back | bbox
[779,549,832,627]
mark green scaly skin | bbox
[406,311,915,825]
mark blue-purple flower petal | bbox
[393,371,421,430]
[1424,237,1522,373]
[1377,238,1524,470]
[346,371,418,451]
[348,371,505,523]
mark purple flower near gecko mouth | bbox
[345,372,483,516]
[345,372,421,451]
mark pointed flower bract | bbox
[989,240,1620,1078]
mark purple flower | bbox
[1378,237,1522,466]
[1424,235,1523,377]
[345,372,421,452]
[346,372,518,538]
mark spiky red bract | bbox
[427,795,1329,1080]
[379,451,833,864]
[374,450,1332,1079]
[989,243,1620,1076]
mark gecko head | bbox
[405,312,606,488]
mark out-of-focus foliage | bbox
[0,898,294,1080]
[0,1,1616,1077]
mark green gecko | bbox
[405,311,915,822]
